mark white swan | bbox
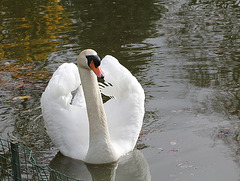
[41,49,145,164]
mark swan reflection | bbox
[49,150,151,181]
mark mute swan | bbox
[41,49,145,164]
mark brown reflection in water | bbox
[0,0,73,86]
[0,0,73,148]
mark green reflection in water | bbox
[60,0,165,52]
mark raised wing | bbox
[41,63,89,160]
[100,56,145,156]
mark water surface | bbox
[0,0,240,180]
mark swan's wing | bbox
[101,56,145,156]
[72,84,86,108]
[41,63,89,160]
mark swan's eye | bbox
[86,55,101,68]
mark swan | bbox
[41,49,145,164]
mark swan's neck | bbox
[79,67,118,164]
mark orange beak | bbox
[89,60,105,79]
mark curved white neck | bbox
[78,67,118,164]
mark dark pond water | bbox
[0,0,240,180]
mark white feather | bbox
[41,54,145,162]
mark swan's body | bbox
[41,49,145,164]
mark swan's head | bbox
[77,49,104,79]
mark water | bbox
[0,0,240,180]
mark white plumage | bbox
[41,49,145,164]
